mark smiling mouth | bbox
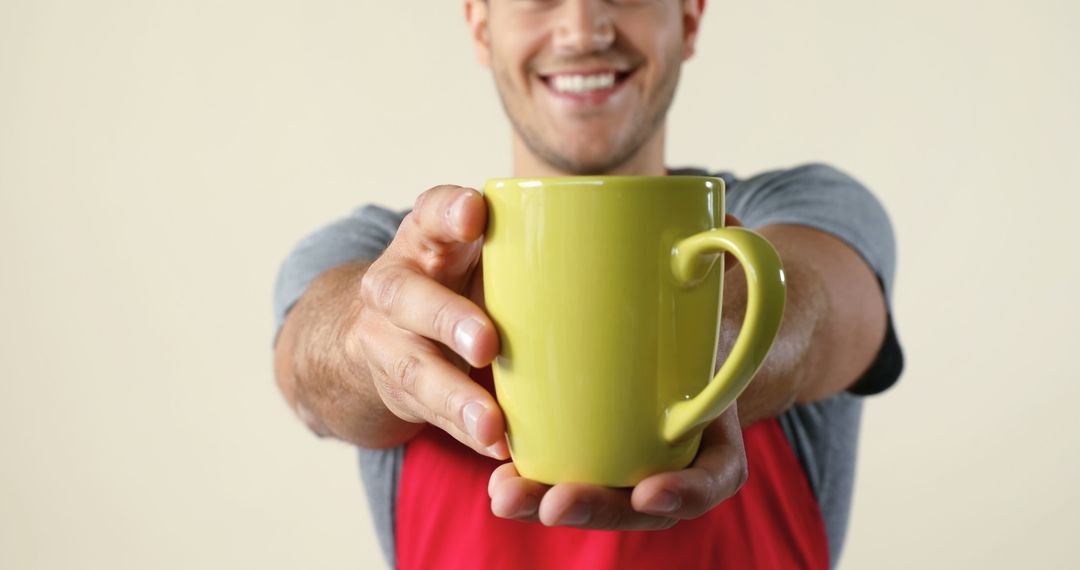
[537,69,636,100]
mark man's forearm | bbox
[274,261,421,447]
[726,225,888,426]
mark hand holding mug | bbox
[356,185,508,459]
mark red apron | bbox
[396,367,829,570]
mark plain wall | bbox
[1,0,1077,568]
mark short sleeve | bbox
[272,204,408,339]
[724,163,904,395]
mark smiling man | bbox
[272,1,903,569]
[490,0,682,176]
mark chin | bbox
[555,141,624,174]
[552,153,627,176]
[521,122,640,175]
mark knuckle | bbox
[429,297,459,341]
[374,376,407,410]
[393,353,423,395]
[396,212,454,277]
[440,386,464,421]
[374,376,424,425]
[362,266,408,315]
[418,247,452,277]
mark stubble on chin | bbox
[492,66,682,175]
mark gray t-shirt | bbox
[272,163,903,569]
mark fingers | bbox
[489,468,676,531]
[362,184,497,366]
[390,185,487,280]
[413,184,487,244]
[361,317,508,459]
[487,410,746,530]
[489,463,545,521]
[361,263,498,367]
[488,464,673,530]
[536,483,678,531]
[631,407,747,519]
[353,183,505,457]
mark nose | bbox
[553,0,615,56]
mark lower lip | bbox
[539,73,632,106]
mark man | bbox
[273,1,903,568]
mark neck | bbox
[510,126,668,177]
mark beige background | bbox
[1,0,1077,568]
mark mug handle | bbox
[661,227,787,444]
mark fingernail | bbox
[454,318,483,357]
[463,401,485,442]
[646,491,682,514]
[485,443,504,459]
[557,502,591,526]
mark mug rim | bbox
[484,176,724,190]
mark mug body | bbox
[483,176,726,486]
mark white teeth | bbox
[551,72,617,94]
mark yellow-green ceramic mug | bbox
[482,176,786,487]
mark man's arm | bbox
[275,222,886,440]
[274,260,422,447]
[272,180,890,532]
[272,186,509,459]
[726,224,889,426]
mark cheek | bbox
[622,15,683,67]
[489,17,549,77]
